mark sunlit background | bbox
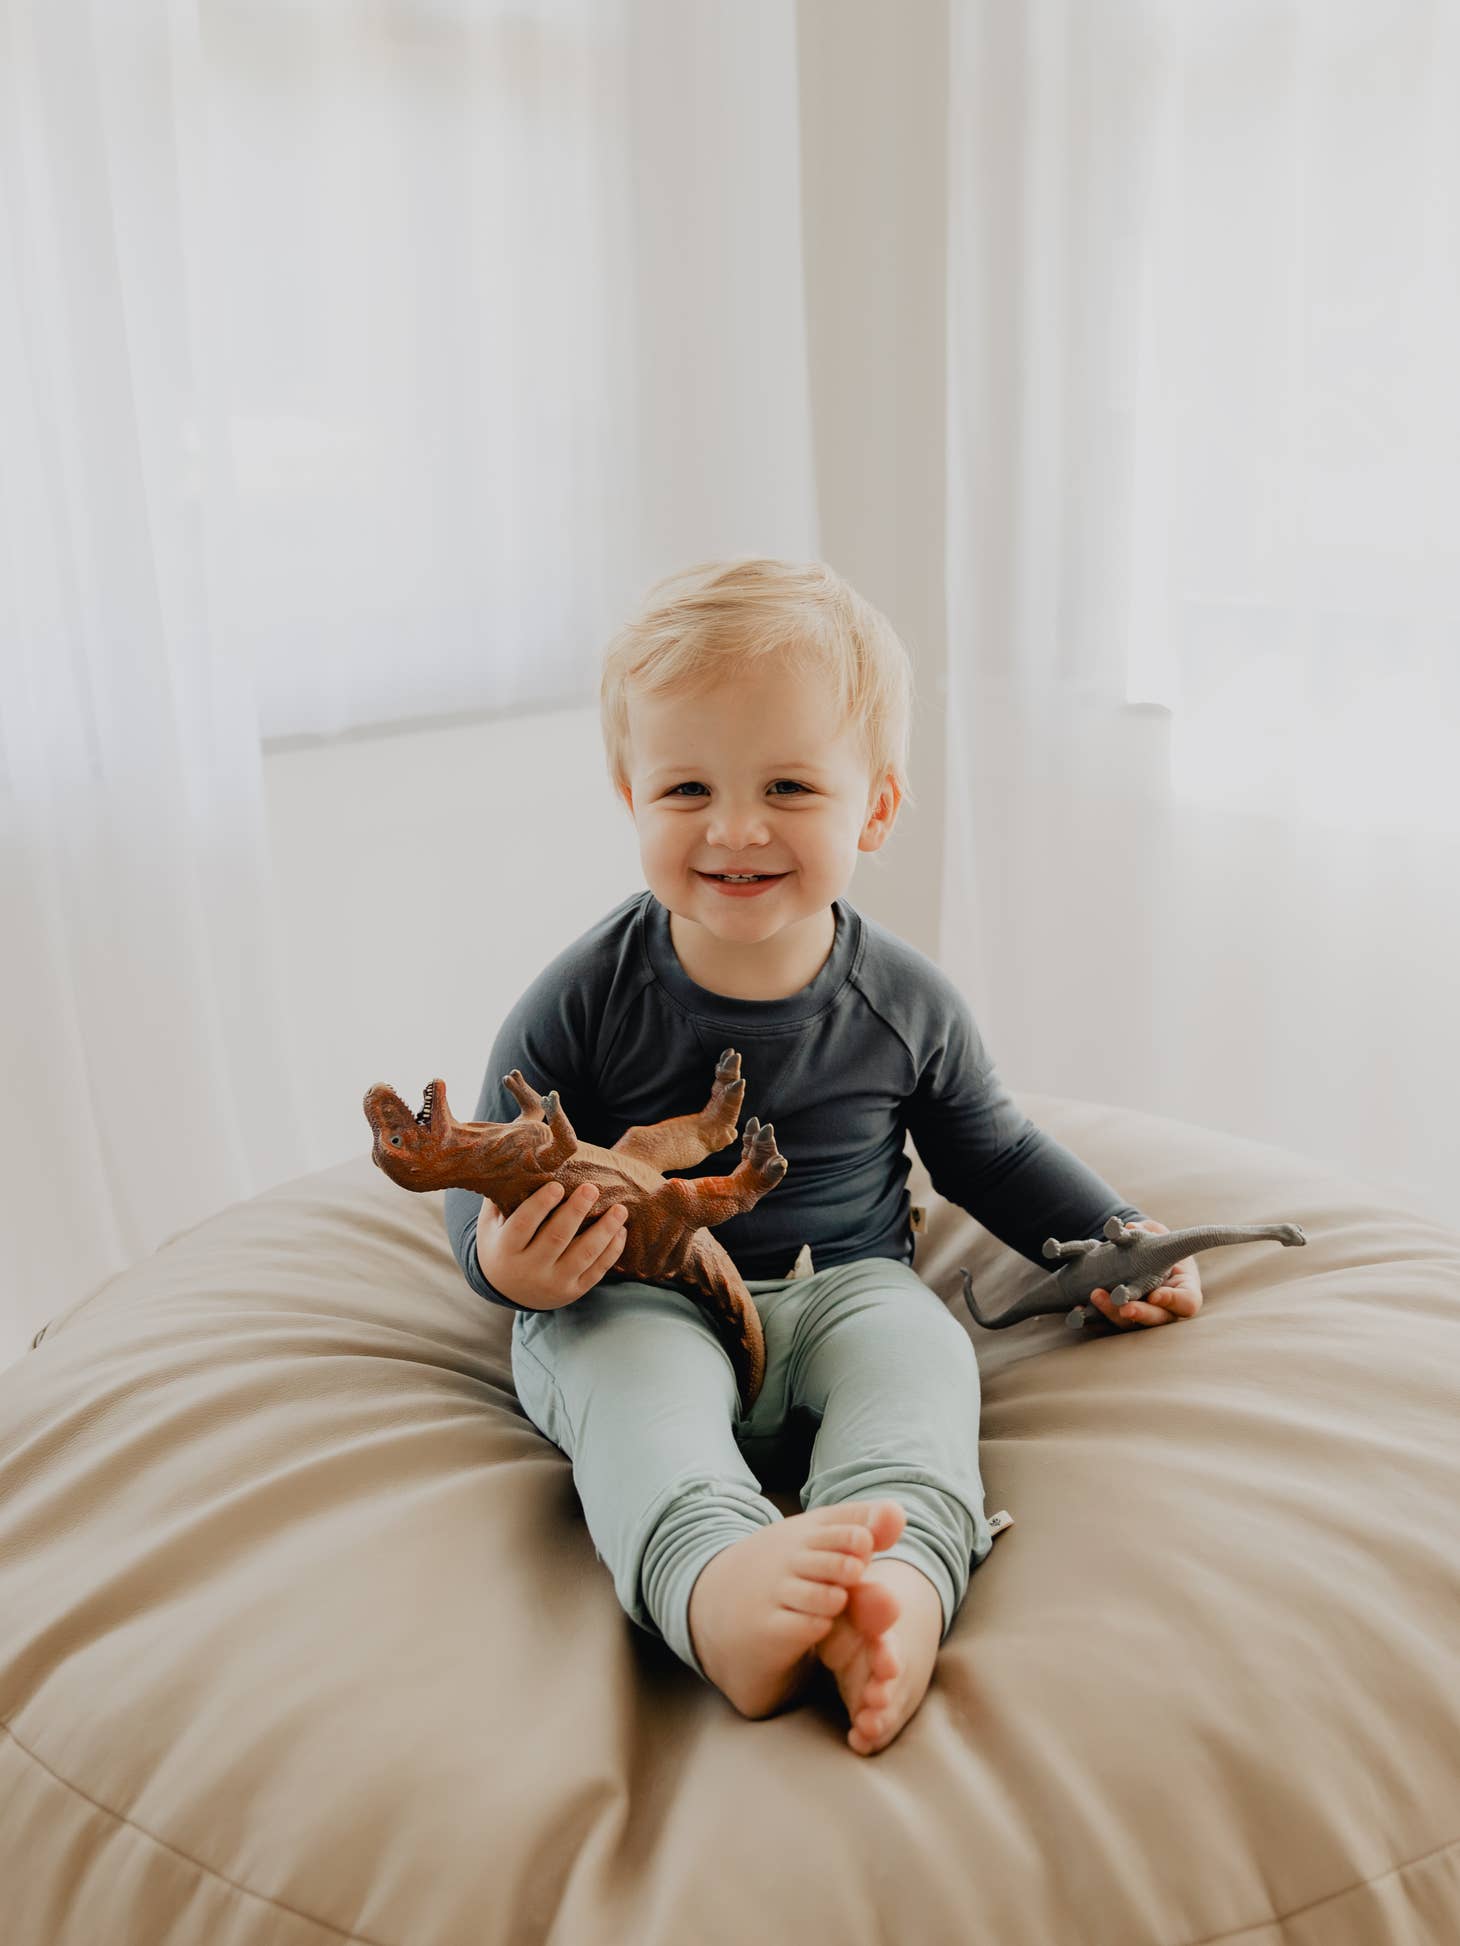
[4,0,1458,1369]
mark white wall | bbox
[796,0,950,956]
[263,704,632,1173]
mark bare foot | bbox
[687,1501,904,1720]
[815,1537,946,1755]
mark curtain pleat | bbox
[0,0,817,1365]
[943,0,1459,1228]
[4,0,1454,1372]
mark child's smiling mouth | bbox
[695,870,789,896]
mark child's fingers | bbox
[1090,1287,1178,1328]
[1148,1284,1201,1319]
[501,1179,567,1241]
[535,1182,604,1259]
[1091,1289,1128,1325]
[567,1208,628,1290]
[1119,1295,1177,1325]
[591,1216,628,1266]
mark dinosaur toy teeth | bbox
[359,1080,446,1144]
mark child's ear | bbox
[858,772,902,853]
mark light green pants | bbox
[510,1255,994,1680]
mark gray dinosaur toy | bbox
[959,1216,1308,1331]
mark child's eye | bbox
[664,780,809,798]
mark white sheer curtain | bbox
[0,0,816,1367]
[200,0,815,740]
[942,0,1460,1227]
[0,1,314,1369]
[6,0,1455,1378]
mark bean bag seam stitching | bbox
[1179,1827,1460,1946]
[0,1716,388,1946]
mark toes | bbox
[796,1544,869,1585]
[848,1702,895,1755]
[769,1606,836,1649]
[869,1636,901,1683]
[846,1578,901,1641]
[816,1500,907,1552]
[814,1615,865,1675]
[787,1578,848,1617]
[805,1524,876,1559]
[867,1501,907,1549]
[851,1694,903,1753]
[848,1498,905,1546]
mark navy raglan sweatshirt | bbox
[445,891,1148,1312]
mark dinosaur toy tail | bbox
[958,1220,1309,1331]
[676,1234,767,1414]
[957,1268,1064,1332]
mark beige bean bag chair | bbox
[3,1094,1459,1946]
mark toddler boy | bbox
[445,557,1199,1755]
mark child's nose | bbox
[706,806,772,850]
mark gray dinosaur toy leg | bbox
[959,1219,1307,1331]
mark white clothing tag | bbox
[785,1242,815,1280]
[987,1509,1014,1538]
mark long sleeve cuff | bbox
[460,1216,536,1314]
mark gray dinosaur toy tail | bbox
[958,1217,1308,1331]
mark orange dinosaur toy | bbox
[363,1048,786,1412]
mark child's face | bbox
[618,659,900,942]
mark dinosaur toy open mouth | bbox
[361,1079,449,1147]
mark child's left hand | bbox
[1087,1219,1204,1328]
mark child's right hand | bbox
[475,1180,628,1310]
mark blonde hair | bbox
[599,556,916,813]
